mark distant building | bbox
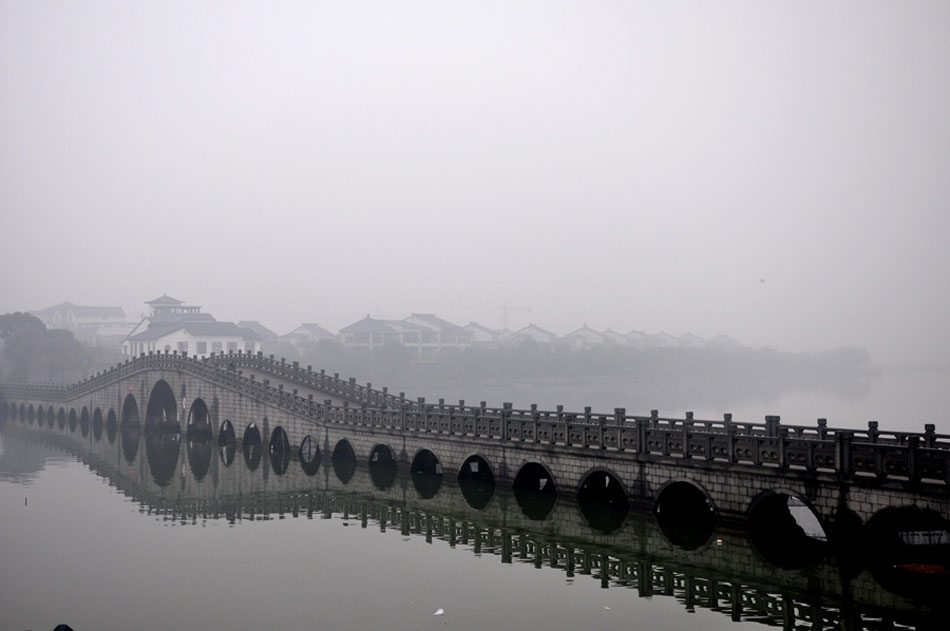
[601,329,628,346]
[339,313,473,360]
[678,333,707,348]
[511,323,558,345]
[562,324,606,350]
[402,313,473,348]
[464,322,499,345]
[30,301,132,347]
[238,321,280,344]
[708,334,743,349]
[282,323,339,348]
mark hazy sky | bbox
[1,1,948,364]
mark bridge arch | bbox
[145,379,178,430]
[410,449,444,499]
[80,407,90,437]
[121,394,140,426]
[512,461,558,520]
[746,489,827,570]
[654,479,718,551]
[331,439,357,484]
[268,426,290,475]
[242,423,262,471]
[186,398,211,438]
[57,407,66,429]
[106,409,117,443]
[46,405,55,428]
[28,404,35,425]
[92,408,103,440]
[68,408,77,432]
[577,468,630,533]
[368,443,398,490]
[19,403,26,422]
[36,405,44,426]
[458,454,495,510]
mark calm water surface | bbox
[1,370,947,631]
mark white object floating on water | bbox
[434,608,445,616]
[604,606,611,610]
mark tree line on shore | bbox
[0,312,122,383]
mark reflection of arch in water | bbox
[410,449,443,499]
[121,422,141,464]
[747,490,826,569]
[68,409,77,433]
[106,409,117,443]
[865,505,950,601]
[57,407,66,430]
[268,426,290,475]
[80,407,90,437]
[28,404,35,425]
[46,406,55,429]
[92,408,103,440]
[218,420,236,467]
[145,429,181,487]
[368,444,397,490]
[458,454,495,510]
[145,380,178,430]
[243,423,262,471]
[577,468,629,533]
[20,403,26,422]
[121,394,139,427]
[299,435,320,476]
[36,405,44,426]
[187,433,212,482]
[512,461,558,520]
[331,439,356,484]
[654,480,718,551]
[187,398,211,438]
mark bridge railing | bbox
[2,352,949,485]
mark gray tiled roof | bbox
[128,322,262,342]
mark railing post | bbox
[836,431,854,479]
[924,424,936,448]
[766,415,780,437]
[636,416,648,454]
[867,421,880,442]
[908,436,920,483]
[817,418,828,440]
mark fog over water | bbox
[1,1,948,367]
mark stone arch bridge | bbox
[1,351,948,537]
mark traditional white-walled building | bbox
[123,322,262,359]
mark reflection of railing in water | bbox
[2,352,949,487]
[2,424,943,631]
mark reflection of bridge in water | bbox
[2,419,945,630]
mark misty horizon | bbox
[2,2,948,367]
